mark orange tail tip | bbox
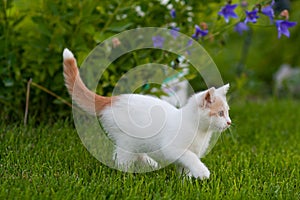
[63,48,74,60]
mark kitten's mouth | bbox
[224,125,231,131]
[212,125,228,132]
[220,125,230,132]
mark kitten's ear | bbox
[217,83,230,96]
[202,87,215,108]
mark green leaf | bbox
[107,22,133,32]
[31,16,52,37]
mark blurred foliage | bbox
[0,0,299,122]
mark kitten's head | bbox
[199,84,231,132]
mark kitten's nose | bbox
[227,121,231,126]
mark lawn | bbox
[1,99,299,199]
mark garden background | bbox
[1,0,300,199]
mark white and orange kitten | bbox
[63,48,231,179]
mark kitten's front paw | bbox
[192,166,210,180]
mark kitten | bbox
[63,48,231,179]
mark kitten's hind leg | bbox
[139,153,159,169]
[114,147,138,171]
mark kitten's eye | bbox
[218,111,224,117]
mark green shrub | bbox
[0,0,203,121]
[1,0,299,122]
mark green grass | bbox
[1,100,299,199]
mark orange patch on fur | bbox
[95,96,116,113]
[209,97,224,116]
[63,57,115,115]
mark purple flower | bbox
[170,9,176,19]
[170,27,180,39]
[234,22,249,35]
[275,20,297,38]
[241,1,248,8]
[185,40,193,55]
[244,9,259,24]
[245,9,259,24]
[218,4,238,23]
[192,25,208,40]
[187,39,193,47]
[152,35,165,48]
[261,0,275,23]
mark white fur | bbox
[100,86,231,180]
[63,48,74,59]
[63,48,231,179]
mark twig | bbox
[30,81,73,108]
[24,78,32,126]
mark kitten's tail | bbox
[63,48,114,115]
